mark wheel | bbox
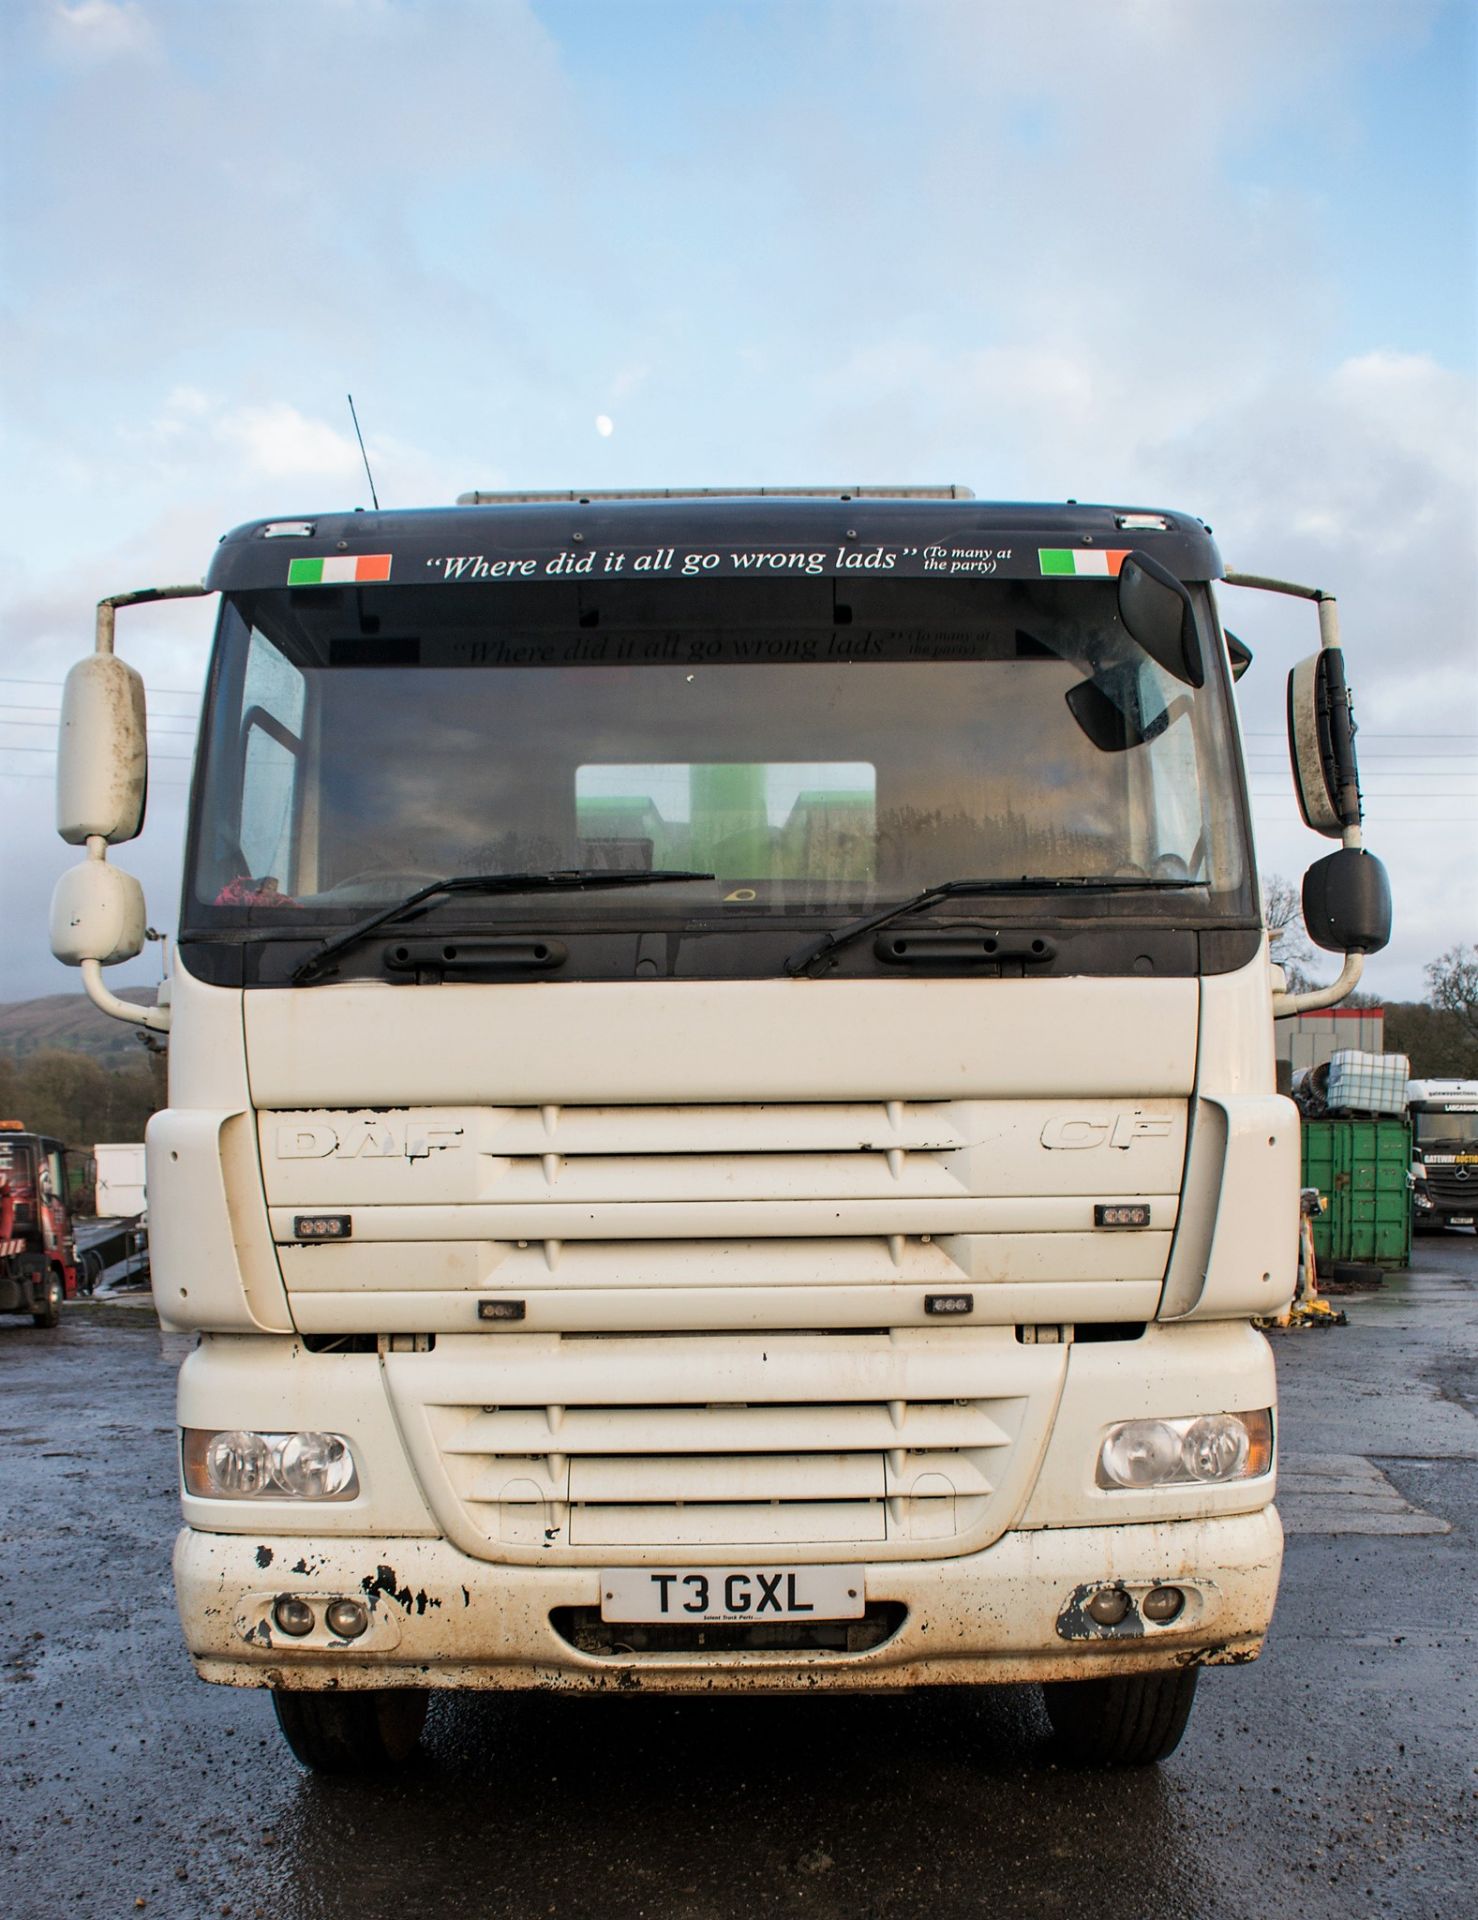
[1042,1666,1199,1767]
[271,1687,428,1773]
[1330,1260,1384,1288]
[31,1270,63,1329]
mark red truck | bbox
[0,1122,80,1327]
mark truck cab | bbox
[47,488,1392,1771]
[0,1124,79,1326]
[1407,1078,1478,1232]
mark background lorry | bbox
[1407,1078,1478,1232]
[0,1121,80,1326]
[47,488,1391,1772]
[94,1141,147,1220]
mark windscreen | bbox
[1415,1111,1478,1149]
[187,575,1250,928]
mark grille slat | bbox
[567,1501,890,1547]
[438,1400,1012,1456]
[400,1150,974,1204]
[569,1452,885,1503]
[262,1096,1188,1213]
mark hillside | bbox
[0,989,162,1066]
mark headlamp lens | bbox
[183,1429,359,1500]
[1097,1410,1271,1489]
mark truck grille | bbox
[429,1393,1025,1551]
[382,1330,1064,1564]
[1425,1166,1476,1208]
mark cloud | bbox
[45,0,153,61]
[219,403,363,483]
[1329,351,1477,494]
[132,391,365,484]
[610,365,650,402]
[3,0,578,464]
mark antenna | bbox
[346,393,380,510]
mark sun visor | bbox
[206,503,1224,595]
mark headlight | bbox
[1096,1409,1272,1489]
[182,1429,359,1500]
[199,1430,274,1496]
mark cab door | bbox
[37,1141,77,1295]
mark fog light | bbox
[1142,1585,1185,1624]
[325,1598,369,1640]
[1085,1586,1132,1626]
[273,1595,315,1637]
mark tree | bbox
[1381,946,1478,1078]
[1382,1002,1468,1078]
[1426,945,1478,1052]
[4,1048,159,1153]
[1262,873,1316,995]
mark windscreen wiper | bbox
[291,870,715,985]
[784,876,1201,978]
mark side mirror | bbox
[1225,630,1252,681]
[1302,848,1391,954]
[57,654,148,845]
[1287,648,1361,837]
[50,858,147,966]
[1064,666,1176,753]
[1116,551,1204,688]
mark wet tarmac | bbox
[2,1240,1475,1920]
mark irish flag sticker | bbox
[1038,548,1130,577]
[287,554,392,585]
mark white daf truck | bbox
[49,489,1391,1772]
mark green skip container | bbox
[1300,1118,1412,1272]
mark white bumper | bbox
[176,1506,1281,1694]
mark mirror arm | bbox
[96,583,211,655]
[79,585,208,1027]
[1224,572,1369,1013]
[71,835,170,1031]
[55,584,208,1029]
[1312,599,1365,854]
[1272,949,1363,1019]
[79,957,170,1032]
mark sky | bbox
[1,0,1475,1006]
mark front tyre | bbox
[31,1270,63,1328]
[1042,1667,1198,1767]
[271,1688,428,1773]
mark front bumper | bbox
[176,1506,1282,1694]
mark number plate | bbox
[601,1566,864,1624]
[1450,1215,1474,1227]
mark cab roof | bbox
[206,492,1223,594]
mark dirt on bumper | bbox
[175,1506,1281,1693]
